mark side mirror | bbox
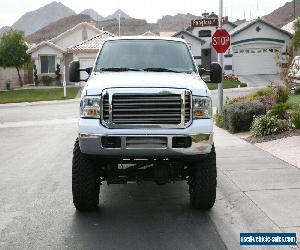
[210,62,222,83]
[86,67,93,75]
[69,60,80,82]
[198,67,207,76]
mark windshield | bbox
[94,39,196,73]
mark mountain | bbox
[7,1,75,35]
[27,14,92,43]
[157,13,201,31]
[104,9,131,20]
[27,15,158,43]
[263,0,300,27]
[80,9,104,21]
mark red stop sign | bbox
[212,29,231,53]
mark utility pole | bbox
[118,14,121,36]
[218,0,224,112]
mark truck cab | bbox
[69,37,222,211]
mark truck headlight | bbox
[193,96,212,119]
[80,96,101,118]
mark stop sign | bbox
[212,29,231,53]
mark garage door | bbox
[232,48,280,75]
[79,58,96,79]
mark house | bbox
[68,31,115,79]
[172,30,205,66]
[173,12,292,76]
[226,18,292,75]
[27,22,114,83]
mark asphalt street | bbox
[0,96,299,250]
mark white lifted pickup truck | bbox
[69,36,222,211]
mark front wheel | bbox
[72,138,100,211]
[189,145,217,210]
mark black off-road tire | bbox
[72,138,100,211]
[189,144,217,210]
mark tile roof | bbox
[26,40,66,54]
[49,22,102,43]
[68,31,115,52]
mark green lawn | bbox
[0,87,80,104]
[287,94,300,109]
[206,80,246,90]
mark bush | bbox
[41,75,53,86]
[222,101,266,133]
[295,87,300,95]
[269,103,292,119]
[239,82,247,88]
[215,112,223,128]
[5,80,11,90]
[55,64,61,86]
[249,87,273,101]
[251,114,288,137]
[257,96,274,110]
[224,96,248,105]
[33,64,39,86]
[272,85,289,103]
[291,111,300,129]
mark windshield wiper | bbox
[99,67,141,72]
[143,67,183,73]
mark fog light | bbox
[101,137,121,148]
[172,137,192,148]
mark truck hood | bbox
[82,71,211,97]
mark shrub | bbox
[55,63,61,86]
[249,87,273,101]
[225,96,247,105]
[239,82,247,88]
[222,101,266,133]
[215,112,223,128]
[295,87,300,95]
[251,114,288,137]
[269,103,292,119]
[41,75,53,86]
[257,96,274,110]
[291,111,300,129]
[272,85,289,103]
[33,64,39,86]
[5,80,11,90]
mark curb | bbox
[0,98,80,108]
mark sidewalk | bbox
[210,127,300,249]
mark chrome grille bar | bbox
[101,88,192,128]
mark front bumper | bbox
[78,118,214,157]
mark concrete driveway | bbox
[0,100,299,249]
[238,74,282,87]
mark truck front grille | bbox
[102,88,192,128]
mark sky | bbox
[0,0,292,27]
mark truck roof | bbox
[104,36,185,43]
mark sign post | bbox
[218,0,223,112]
[212,13,231,112]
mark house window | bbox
[40,55,55,73]
[198,30,211,37]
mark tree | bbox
[0,29,31,86]
[292,18,300,50]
